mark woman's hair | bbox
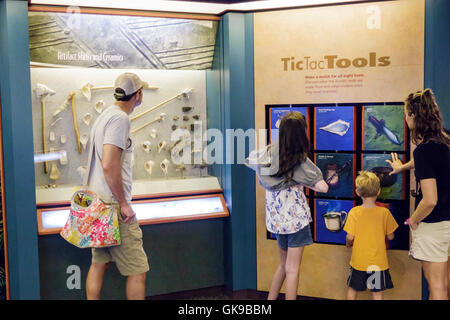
[355,171,380,198]
[405,88,450,146]
[272,111,309,179]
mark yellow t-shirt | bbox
[343,206,398,271]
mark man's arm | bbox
[102,144,135,223]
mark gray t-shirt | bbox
[87,105,133,203]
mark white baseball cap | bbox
[114,73,143,97]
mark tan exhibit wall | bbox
[254,0,424,300]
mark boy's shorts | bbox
[347,266,394,292]
[275,224,313,251]
[91,209,149,276]
[409,221,450,263]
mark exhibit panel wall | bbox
[254,0,424,300]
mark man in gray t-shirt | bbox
[85,73,149,300]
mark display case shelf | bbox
[37,191,229,236]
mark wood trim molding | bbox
[28,4,221,21]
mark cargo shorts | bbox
[91,207,149,276]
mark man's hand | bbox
[120,202,136,224]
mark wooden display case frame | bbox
[37,190,229,236]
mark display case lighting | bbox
[29,0,368,15]
[38,194,228,235]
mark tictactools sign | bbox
[281,53,390,71]
[254,0,424,104]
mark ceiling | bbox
[29,1,370,15]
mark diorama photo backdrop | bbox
[254,0,424,300]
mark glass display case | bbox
[29,10,227,229]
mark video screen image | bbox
[315,153,355,198]
[361,153,405,200]
[269,106,308,143]
[315,106,355,151]
[363,105,406,151]
[315,199,354,245]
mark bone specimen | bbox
[130,88,192,122]
[49,163,61,181]
[49,131,56,142]
[35,83,56,174]
[182,106,192,113]
[80,134,89,150]
[131,114,165,134]
[172,125,178,131]
[69,91,82,153]
[144,160,155,175]
[95,100,105,114]
[160,159,170,176]
[53,92,75,117]
[183,116,190,121]
[59,150,68,165]
[142,141,152,153]
[60,135,67,144]
[50,117,62,127]
[192,115,200,120]
[173,115,179,121]
[83,113,92,126]
[150,129,157,139]
[158,141,167,153]
[82,81,158,102]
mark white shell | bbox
[150,129,157,139]
[142,141,151,153]
[160,159,170,175]
[60,135,67,144]
[144,160,155,175]
[80,134,89,150]
[77,166,87,179]
[83,113,92,126]
[81,82,94,101]
[35,83,56,98]
[159,113,166,121]
[59,150,68,165]
[49,131,56,142]
[158,141,167,153]
[95,100,105,114]
[181,88,193,100]
[49,163,61,181]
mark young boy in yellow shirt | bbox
[344,171,398,300]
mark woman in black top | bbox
[387,89,450,300]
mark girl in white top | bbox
[264,112,328,300]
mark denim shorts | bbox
[275,224,313,250]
